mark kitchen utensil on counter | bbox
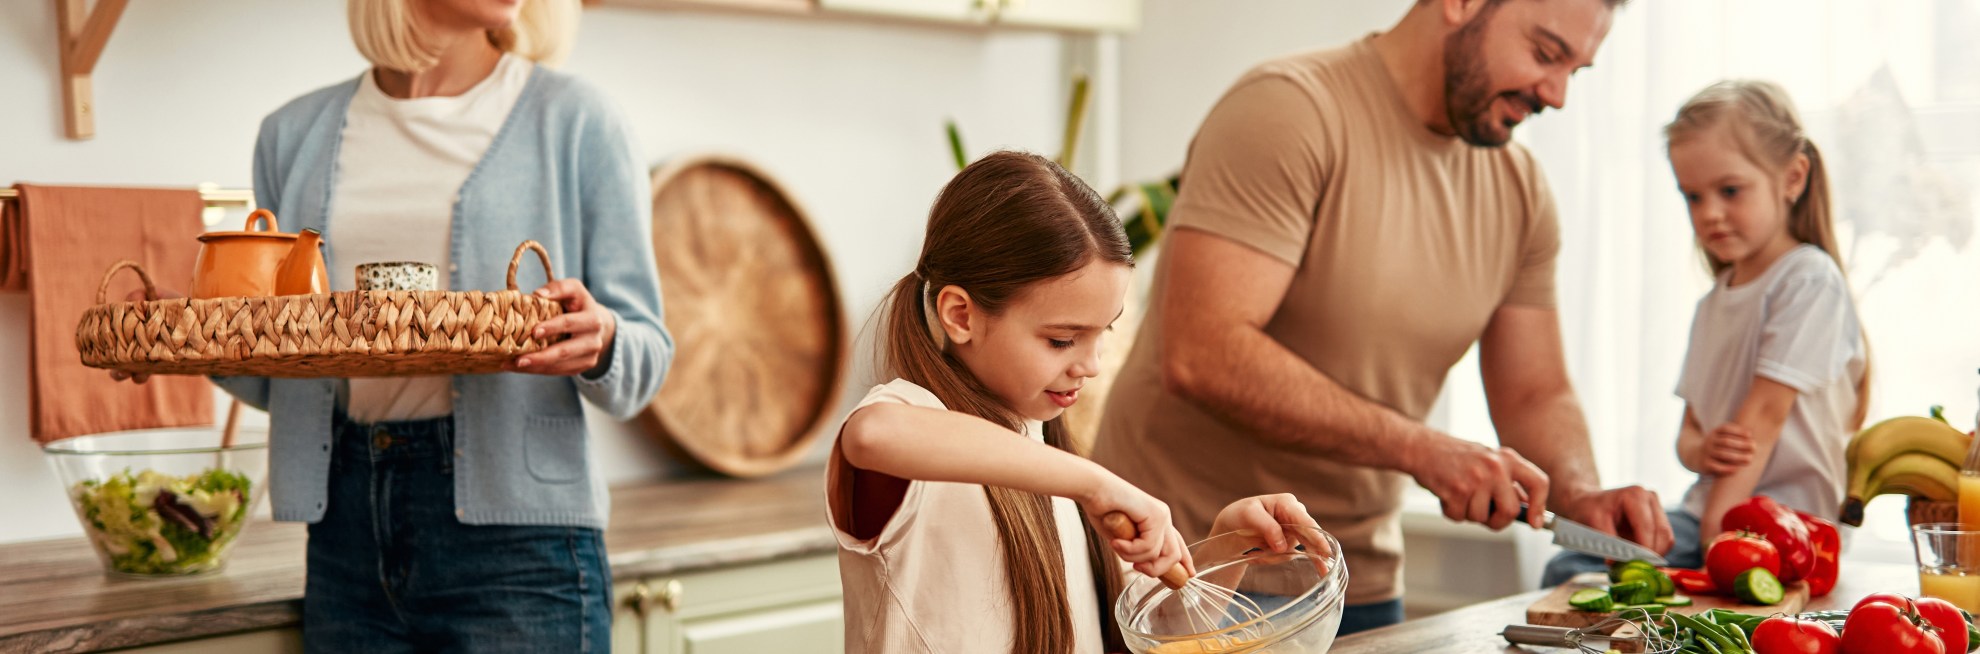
[190,209,327,298]
[1504,502,1668,566]
[1114,520,1347,654]
[43,424,270,577]
[1526,572,1809,629]
[356,261,439,291]
[1503,609,1684,654]
[78,241,562,378]
[640,155,846,478]
[1103,513,1268,650]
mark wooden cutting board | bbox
[641,155,847,478]
[1526,572,1810,629]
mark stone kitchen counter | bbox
[0,466,834,653]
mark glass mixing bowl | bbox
[1116,525,1348,654]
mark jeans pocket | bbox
[524,415,588,484]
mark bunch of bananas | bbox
[1839,407,1973,526]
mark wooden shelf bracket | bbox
[54,0,131,140]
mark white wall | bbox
[1116,1,1406,182]
[0,1,1076,543]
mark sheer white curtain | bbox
[1430,0,1980,583]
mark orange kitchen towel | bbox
[0,193,22,291]
[17,184,212,443]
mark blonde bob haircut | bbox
[349,0,579,73]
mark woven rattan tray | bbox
[77,241,564,378]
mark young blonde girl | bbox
[828,150,1319,653]
[1664,80,1868,554]
[1543,80,1867,585]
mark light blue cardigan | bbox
[217,66,673,529]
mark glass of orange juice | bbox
[1915,523,1980,612]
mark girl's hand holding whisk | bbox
[1081,476,1194,578]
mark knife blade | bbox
[1510,504,1668,566]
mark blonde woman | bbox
[143,1,673,650]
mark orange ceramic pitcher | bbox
[190,209,328,298]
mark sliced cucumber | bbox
[1652,569,1676,597]
[1608,580,1655,606]
[1608,559,1657,583]
[1655,595,1693,607]
[1615,566,1659,588]
[1570,588,1616,611]
[1733,568,1784,605]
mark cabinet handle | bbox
[629,579,684,615]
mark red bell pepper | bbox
[1661,567,1717,595]
[1795,509,1842,598]
[1724,495,1814,583]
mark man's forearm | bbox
[1165,322,1443,473]
[1491,388,1602,504]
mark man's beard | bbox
[1441,11,1543,147]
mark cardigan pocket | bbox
[524,414,588,484]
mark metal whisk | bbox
[1501,609,1684,654]
[1103,513,1270,652]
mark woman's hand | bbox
[1210,493,1328,557]
[508,279,619,377]
[1082,476,1193,579]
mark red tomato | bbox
[1916,597,1969,654]
[1854,592,1921,615]
[1753,616,1840,654]
[1842,601,1946,654]
[1706,531,1782,591]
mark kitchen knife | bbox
[1513,504,1669,566]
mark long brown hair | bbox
[1666,80,1872,428]
[879,150,1132,653]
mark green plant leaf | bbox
[946,120,968,171]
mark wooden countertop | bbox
[0,467,833,654]
[1332,561,1918,653]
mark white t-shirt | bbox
[1678,244,1865,520]
[827,379,1105,654]
[330,54,533,423]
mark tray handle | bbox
[506,240,555,292]
[95,260,157,305]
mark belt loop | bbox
[438,416,456,475]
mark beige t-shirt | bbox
[827,379,1104,653]
[1091,37,1560,606]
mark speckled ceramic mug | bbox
[356,261,439,292]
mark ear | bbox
[1783,152,1811,204]
[1440,0,1494,28]
[933,284,977,346]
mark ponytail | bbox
[869,150,1135,653]
[1666,81,1872,429]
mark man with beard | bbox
[1090,0,1669,633]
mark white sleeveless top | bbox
[827,379,1105,653]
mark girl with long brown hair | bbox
[826,150,1319,652]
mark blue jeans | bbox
[303,414,612,653]
[1540,509,1704,588]
[1338,599,1405,635]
